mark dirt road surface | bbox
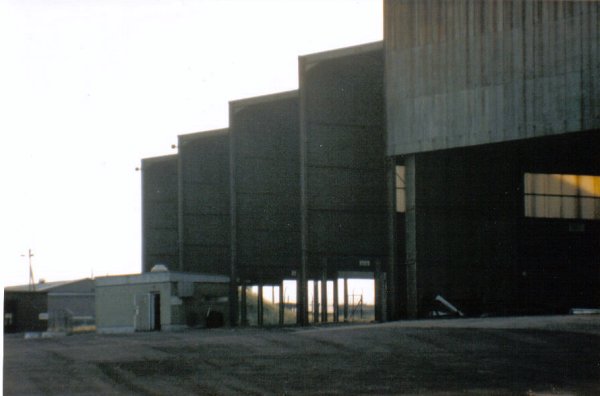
[4,315,600,395]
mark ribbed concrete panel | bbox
[385,0,600,156]
[300,42,386,276]
[230,92,300,284]
[141,155,178,273]
[178,130,230,275]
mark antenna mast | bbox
[22,249,35,291]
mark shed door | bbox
[134,293,152,331]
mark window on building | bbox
[396,165,406,213]
[524,173,600,220]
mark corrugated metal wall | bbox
[230,92,301,284]
[300,43,387,276]
[385,0,600,156]
[141,155,179,273]
[178,130,230,275]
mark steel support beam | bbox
[333,276,339,323]
[279,282,285,326]
[343,277,349,322]
[374,260,382,322]
[240,284,248,326]
[298,56,309,327]
[386,157,400,320]
[313,280,319,323]
[257,284,264,326]
[321,271,328,323]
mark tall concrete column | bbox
[296,276,308,326]
[405,155,418,318]
[257,284,264,326]
[298,56,309,327]
[321,270,328,323]
[240,284,248,326]
[386,157,400,320]
[229,283,239,327]
[343,277,349,322]
[333,276,339,323]
[279,282,285,326]
[374,260,382,322]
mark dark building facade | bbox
[298,43,387,324]
[229,92,301,285]
[4,279,95,333]
[140,0,599,324]
[141,155,179,273]
[178,129,230,275]
[385,0,600,318]
[229,92,301,325]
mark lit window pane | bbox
[579,176,599,197]
[524,173,600,220]
[533,173,547,195]
[533,195,546,218]
[524,173,534,194]
[544,196,564,218]
[396,166,405,188]
[559,196,577,219]
[548,174,562,195]
[396,190,406,213]
[561,174,578,196]
[524,195,534,217]
[396,165,406,213]
[580,197,600,220]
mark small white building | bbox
[94,271,230,334]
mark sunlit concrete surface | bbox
[4,315,600,395]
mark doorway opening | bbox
[153,293,161,330]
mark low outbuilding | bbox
[4,278,95,333]
[94,270,230,333]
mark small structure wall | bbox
[95,281,171,333]
[4,278,95,333]
[47,278,95,330]
[95,272,229,333]
[3,292,47,333]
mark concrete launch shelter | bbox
[137,0,600,325]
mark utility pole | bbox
[22,249,35,291]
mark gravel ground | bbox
[4,315,600,395]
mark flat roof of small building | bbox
[94,271,229,287]
[5,278,92,293]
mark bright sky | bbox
[0,1,383,287]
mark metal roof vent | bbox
[150,264,169,273]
